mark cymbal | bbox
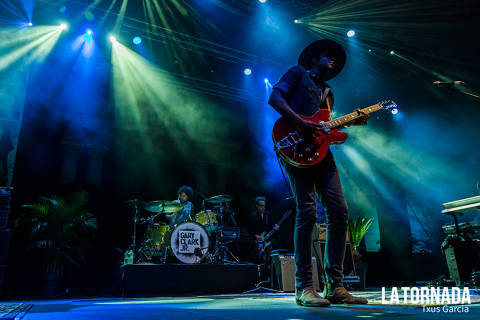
[144,200,184,213]
[207,195,234,204]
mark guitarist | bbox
[268,40,368,307]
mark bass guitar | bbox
[257,209,294,256]
[272,100,397,168]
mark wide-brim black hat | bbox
[298,39,346,80]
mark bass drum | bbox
[170,221,209,264]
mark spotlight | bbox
[259,0,267,3]
[391,108,398,115]
[294,19,299,24]
[59,23,68,30]
[109,35,117,43]
[264,78,269,83]
[244,68,252,76]
[347,30,355,37]
[27,22,33,26]
[390,50,395,55]
[86,29,93,36]
[133,36,142,45]
[368,49,372,52]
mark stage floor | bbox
[4,290,479,320]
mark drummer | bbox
[167,185,194,226]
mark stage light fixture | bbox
[259,0,267,3]
[390,50,395,55]
[133,36,142,45]
[294,19,299,24]
[59,23,68,30]
[27,22,33,26]
[347,30,355,37]
[391,108,398,115]
[264,78,269,83]
[109,35,117,43]
[368,49,372,52]
[244,68,252,76]
[86,29,93,36]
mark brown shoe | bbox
[295,286,331,307]
[323,286,368,304]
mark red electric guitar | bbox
[272,100,397,168]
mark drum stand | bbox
[209,203,240,264]
[135,214,163,263]
[210,227,240,264]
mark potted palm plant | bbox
[348,216,373,288]
[16,191,97,297]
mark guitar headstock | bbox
[378,100,397,110]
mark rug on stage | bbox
[223,288,480,307]
[0,303,33,320]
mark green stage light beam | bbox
[113,0,129,34]
[0,26,64,71]
[98,0,119,31]
[110,40,224,159]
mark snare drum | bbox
[195,210,217,233]
[170,221,209,264]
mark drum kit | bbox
[127,195,240,265]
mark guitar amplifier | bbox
[271,253,321,292]
[312,223,356,277]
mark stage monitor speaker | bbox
[271,253,320,292]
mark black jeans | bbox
[282,153,348,289]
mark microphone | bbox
[433,80,465,86]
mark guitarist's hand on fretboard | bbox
[348,108,369,126]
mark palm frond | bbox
[348,217,373,248]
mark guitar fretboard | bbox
[326,103,383,130]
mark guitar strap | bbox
[325,91,333,120]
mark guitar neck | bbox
[263,210,293,242]
[326,103,383,130]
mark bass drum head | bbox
[170,221,209,264]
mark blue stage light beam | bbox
[83,28,93,44]
[244,68,252,76]
[347,30,355,37]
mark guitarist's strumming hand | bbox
[295,117,330,135]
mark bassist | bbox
[247,196,279,282]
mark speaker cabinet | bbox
[271,253,320,292]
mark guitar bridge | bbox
[275,132,303,150]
